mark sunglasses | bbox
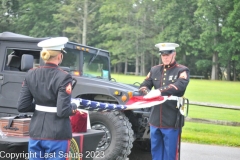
[160,50,175,55]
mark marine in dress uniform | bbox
[17,37,78,160]
[139,43,190,160]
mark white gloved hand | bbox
[71,98,80,107]
[143,89,161,99]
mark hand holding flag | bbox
[143,89,161,99]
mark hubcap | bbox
[91,123,111,151]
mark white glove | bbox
[71,98,80,107]
[143,89,161,99]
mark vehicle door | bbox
[0,41,40,114]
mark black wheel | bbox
[90,111,134,160]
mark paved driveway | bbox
[128,142,240,160]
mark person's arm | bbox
[139,70,154,94]
[17,78,35,112]
[159,69,190,96]
[56,74,77,117]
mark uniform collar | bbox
[45,62,58,67]
[163,61,176,69]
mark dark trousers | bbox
[150,126,179,160]
[28,138,70,160]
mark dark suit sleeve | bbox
[140,70,154,90]
[17,78,35,112]
[56,74,75,117]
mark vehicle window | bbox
[61,48,80,75]
[83,51,110,80]
[4,49,40,72]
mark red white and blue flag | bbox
[125,96,168,110]
[74,96,168,112]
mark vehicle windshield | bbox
[61,48,110,80]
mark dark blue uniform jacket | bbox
[17,63,76,140]
[140,61,190,128]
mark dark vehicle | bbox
[0,32,151,160]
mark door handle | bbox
[0,74,3,80]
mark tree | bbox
[0,0,19,33]
[54,0,99,44]
[15,0,61,37]
[97,0,138,73]
[221,0,240,81]
[194,0,234,80]
[154,0,200,73]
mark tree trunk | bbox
[117,63,122,73]
[182,53,186,63]
[135,35,139,75]
[124,59,128,74]
[211,52,218,80]
[135,56,139,76]
[113,65,116,73]
[226,61,231,81]
[141,53,146,76]
[233,61,236,81]
[151,54,154,67]
[82,0,88,45]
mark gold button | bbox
[172,80,174,82]
[164,69,166,71]
[163,83,165,85]
[164,73,166,75]
[164,78,165,80]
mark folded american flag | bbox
[73,96,168,111]
[125,96,168,110]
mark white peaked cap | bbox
[155,43,179,51]
[37,37,69,50]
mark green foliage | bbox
[0,0,19,32]
[195,59,212,71]
[1,0,240,80]
[15,0,62,37]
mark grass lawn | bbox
[188,105,240,122]
[111,74,240,147]
[182,122,240,147]
[185,80,240,106]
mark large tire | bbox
[89,111,134,160]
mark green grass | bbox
[188,105,240,122]
[185,80,240,106]
[182,122,240,147]
[111,74,240,147]
[112,73,146,85]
